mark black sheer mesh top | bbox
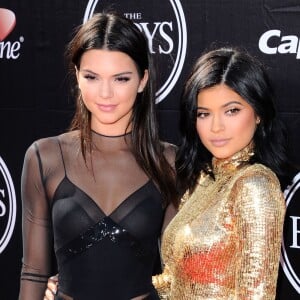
[19,130,175,300]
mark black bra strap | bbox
[56,137,67,176]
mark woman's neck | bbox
[91,130,133,152]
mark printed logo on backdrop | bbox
[281,172,300,294]
[0,8,24,59]
[84,0,187,103]
[259,30,300,59]
[0,156,16,253]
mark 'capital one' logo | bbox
[259,29,300,59]
[84,0,187,103]
[281,172,300,293]
[0,156,16,253]
[0,8,24,59]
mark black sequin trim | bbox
[56,217,150,265]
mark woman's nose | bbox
[99,81,113,98]
[211,114,225,132]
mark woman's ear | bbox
[138,69,149,93]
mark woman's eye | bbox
[84,74,96,80]
[197,112,209,118]
[115,76,130,82]
[226,108,240,115]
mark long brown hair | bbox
[66,12,178,207]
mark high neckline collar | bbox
[212,142,254,176]
[91,130,132,138]
[91,130,133,152]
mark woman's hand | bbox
[43,275,58,300]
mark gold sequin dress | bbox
[153,146,286,299]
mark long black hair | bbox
[176,46,294,195]
[66,12,177,206]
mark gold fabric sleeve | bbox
[233,169,285,298]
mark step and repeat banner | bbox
[0,1,299,299]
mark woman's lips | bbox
[210,138,230,147]
[97,104,117,112]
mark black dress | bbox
[19,131,171,300]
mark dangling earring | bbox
[256,117,260,125]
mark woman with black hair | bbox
[19,12,178,300]
[153,47,288,299]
